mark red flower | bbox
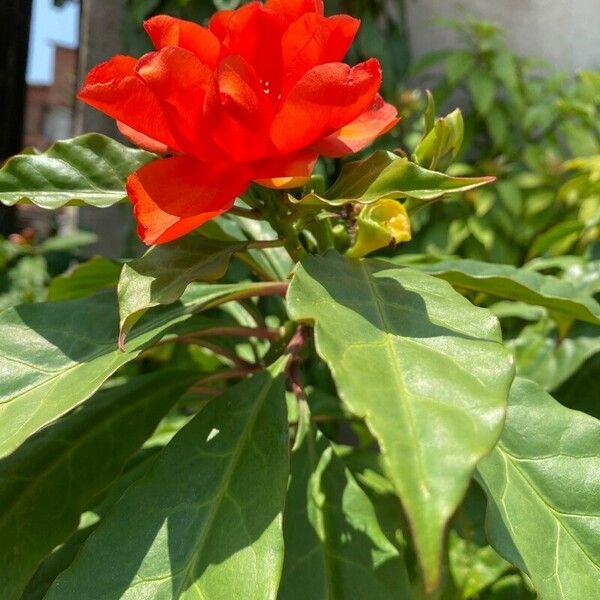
[78,0,398,244]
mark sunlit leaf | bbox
[0,371,195,600]
[296,152,494,207]
[118,234,248,341]
[45,362,289,600]
[0,282,262,457]
[477,378,600,599]
[279,424,410,599]
[0,134,154,209]
[287,251,514,588]
[414,258,600,324]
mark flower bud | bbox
[347,199,411,258]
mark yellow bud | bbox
[346,199,411,259]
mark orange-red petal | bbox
[135,47,218,159]
[281,13,359,94]
[143,15,220,67]
[271,58,382,154]
[205,55,274,162]
[264,0,324,21]
[209,3,286,94]
[77,55,180,152]
[310,96,399,157]
[127,157,251,245]
[252,151,318,188]
[117,122,169,154]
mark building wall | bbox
[405,0,600,72]
[23,45,77,150]
[21,45,77,237]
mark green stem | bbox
[307,218,335,253]
[181,326,281,341]
[229,206,264,220]
[246,239,285,250]
[278,220,307,263]
[183,339,253,368]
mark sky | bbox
[27,0,79,85]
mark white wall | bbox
[405,0,600,72]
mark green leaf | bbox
[23,450,161,600]
[485,106,509,148]
[201,214,293,282]
[0,371,195,600]
[287,251,514,588]
[413,108,464,171]
[486,574,536,600]
[224,214,293,280]
[477,378,600,599]
[488,301,547,322]
[414,259,600,324]
[296,152,494,207]
[45,362,289,600]
[491,51,520,91]
[118,234,248,342]
[447,483,512,599]
[37,230,98,253]
[508,320,600,391]
[279,424,410,599]
[423,89,436,134]
[467,72,496,115]
[528,220,585,259]
[47,256,121,301]
[448,530,511,599]
[554,353,600,419]
[445,51,476,85]
[0,281,263,457]
[0,134,154,209]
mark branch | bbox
[284,325,310,401]
[186,339,253,369]
[192,365,260,388]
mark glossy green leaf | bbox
[477,378,600,599]
[46,362,289,600]
[488,301,547,322]
[0,281,262,457]
[287,251,514,588]
[0,371,195,600]
[221,214,293,280]
[279,424,410,599]
[296,152,494,207]
[201,214,293,282]
[415,258,600,324]
[47,256,121,301]
[0,134,154,209]
[118,234,248,341]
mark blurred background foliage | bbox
[402,18,600,266]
